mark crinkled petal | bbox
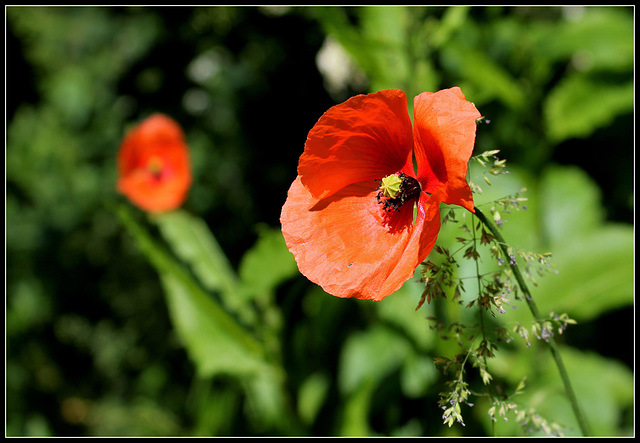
[413,87,481,212]
[298,89,414,200]
[280,176,442,300]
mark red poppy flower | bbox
[117,113,192,213]
[280,88,481,301]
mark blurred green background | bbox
[6,6,633,436]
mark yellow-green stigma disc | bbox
[380,174,403,199]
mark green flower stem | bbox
[472,206,591,437]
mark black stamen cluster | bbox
[376,173,422,212]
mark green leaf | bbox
[375,279,434,351]
[160,272,271,377]
[242,371,291,433]
[534,166,633,320]
[539,165,604,244]
[533,225,633,321]
[544,74,633,143]
[473,165,634,324]
[429,6,470,50]
[489,345,633,436]
[533,346,633,436]
[238,224,298,302]
[338,378,376,437]
[400,352,438,399]
[535,7,633,72]
[115,204,270,378]
[464,164,632,323]
[440,42,526,110]
[557,347,633,436]
[152,210,238,295]
[297,372,330,425]
[151,210,255,325]
[312,6,412,91]
[338,325,410,395]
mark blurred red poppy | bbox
[280,88,481,300]
[117,113,192,213]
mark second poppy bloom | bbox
[117,113,192,213]
[281,88,481,301]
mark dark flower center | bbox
[376,172,422,212]
[147,156,165,180]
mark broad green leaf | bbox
[399,352,438,399]
[297,372,331,425]
[190,379,241,436]
[116,204,270,378]
[534,7,633,72]
[338,378,376,437]
[429,6,470,50]
[160,273,271,377]
[544,75,633,143]
[467,163,540,251]
[311,6,413,92]
[338,325,410,395]
[532,225,633,321]
[375,279,435,351]
[534,165,633,320]
[151,210,255,325]
[238,224,298,302]
[242,371,291,433]
[359,6,411,88]
[471,165,634,323]
[539,165,604,244]
[440,42,526,110]
[440,162,632,328]
[152,210,238,295]
[554,347,633,436]
[490,346,633,436]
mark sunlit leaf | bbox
[544,75,633,143]
[338,379,375,437]
[533,225,633,321]
[238,224,298,302]
[489,345,633,436]
[312,6,413,92]
[555,347,633,436]
[116,204,270,378]
[297,372,330,425]
[535,7,633,72]
[151,210,261,327]
[539,165,604,244]
[153,210,238,295]
[534,166,633,319]
[338,325,410,395]
[160,273,271,377]
[440,42,526,110]
[242,371,291,433]
[471,165,634,323]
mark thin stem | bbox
[472,206,591,437]
[471,217,497,437]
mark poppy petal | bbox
[117,114,192,213]
[118,168,190,213]
[280,176,442,300]
[413,87,481,212]
[298,89,415,200]
[118,114,186,174]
